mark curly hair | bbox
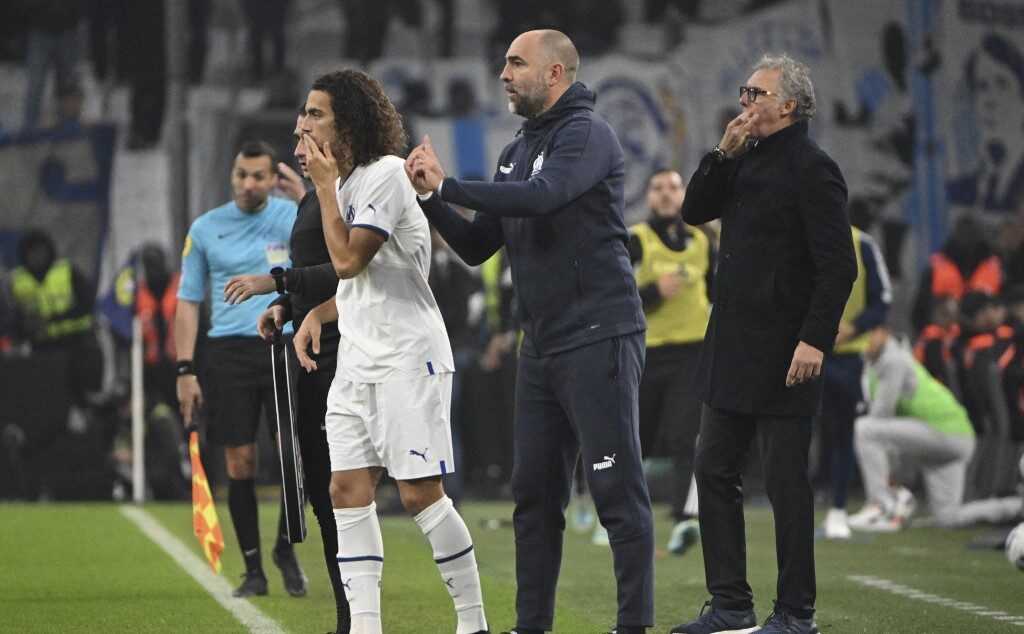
[311,69,408,167]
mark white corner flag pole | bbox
[131,315,146,504]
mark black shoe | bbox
[671,601,758,633]
[752,610,819,633]
[272,547,308,597]
[232,571,268,597]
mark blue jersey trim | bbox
[434,544,473,564]
[336,555,384,563]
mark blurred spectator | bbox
[911,216,1002,334]
[851,327,1023,531]
[428,229,482,508]
[85,0,127,84]
[338,0,422,65]
[188,0,213,84]
[19,0,83,132]
[9,230,101,415]
[241,0,291,82]
[626,169,713,551]
[954,291,1018,498]
[123,0,166,150]
[821,221,892,540]
[913,296,962,391]
[136,244,181,411]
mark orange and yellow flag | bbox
[189,430,225,573]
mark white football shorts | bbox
[325,372,454,480]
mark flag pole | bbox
[131,315,145,504]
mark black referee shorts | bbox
[202,336,284,447]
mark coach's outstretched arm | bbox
[407,123,612,217]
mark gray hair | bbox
[752,53,816,121]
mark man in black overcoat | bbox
[672,54,857,634]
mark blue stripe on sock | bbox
[336,555,384,563]
[440,459,447,474]
[434,544,473,564]
[426,361,435,375]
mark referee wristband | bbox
[176,360,195,376]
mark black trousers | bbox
[512,333,654,630]
[295,361,349,627]
[694,406,816,620]
[638,342,702,520]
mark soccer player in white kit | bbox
[292,70,489,634]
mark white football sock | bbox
[414,496,487,634]
[334,503,384,634]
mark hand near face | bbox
[404,135,446,195]
[303,134,339,190]
[276,161,307,203]
[718,112,758,158]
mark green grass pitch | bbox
[0,501,1020,632]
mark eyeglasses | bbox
[739,86,781,102]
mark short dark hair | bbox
[236,140,278,172]
[648,168,681,184]
[311,69,408,167]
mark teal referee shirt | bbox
[178,196,298,338]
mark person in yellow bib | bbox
[850,326,1023,531]
[627,169,714,555]
[10,230,100,415]
[820,219,892,540]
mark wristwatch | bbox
[711,146,730,163]
[270,266,287,294]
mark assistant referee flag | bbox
[188,429,225,572]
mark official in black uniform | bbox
[224,117,350,634]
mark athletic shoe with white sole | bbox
[670,601,758,633]
[752,610,819,633]
[822,508,851,540]
[891,486,917,522]
[846,503,884,530]
[668,518,701,554]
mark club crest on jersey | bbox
[345,204,355,224]
[531,152,544,177]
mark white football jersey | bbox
[332,155,454,383]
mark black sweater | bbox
[271,190,340,368]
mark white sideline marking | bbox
[848,575,1024,627]
[120,505,286,634]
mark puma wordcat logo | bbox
[593,454,616,471]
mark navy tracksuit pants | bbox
[511,332,654,630]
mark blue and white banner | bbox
[941,0,1024,217]
[0,124,116,283]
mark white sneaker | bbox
[891,487,917,522]
[847,504,884,530]
[854,513,902,533]
[823,508,852,539]
[592,525,610,546]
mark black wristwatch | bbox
[270,266,287,294]
[711,146,730,163]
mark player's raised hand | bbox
[294,312,322,372]
[257,305,286,341]
[223,273,275,304]
[276,161,307,203]
[405,135,446,194]
[303,134,339,190]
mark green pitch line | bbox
[1,501,1021,632]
